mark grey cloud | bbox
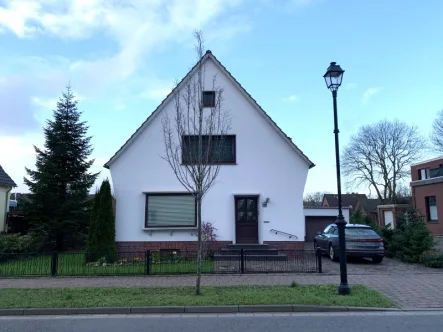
[0,78,41,135]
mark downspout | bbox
[3,187,12,233]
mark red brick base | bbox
[263,241,305,250]
[116,241,232,252]
[116,241,305,252]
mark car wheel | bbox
[329,244,338,261]
[372,257,383,264]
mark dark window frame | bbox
[202,91,216,107]
[181,135,236,165]
[144,192,197,228]
[425,196,438,223]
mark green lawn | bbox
[0,254,215,276]
[0,285,394,308]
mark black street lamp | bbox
[323,62,351,296]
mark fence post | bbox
[240,249,245,274]
[51,251,58,277]
[316,249,322,273]
[145,250,150,275]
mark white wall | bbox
[0,186,11,232]
[303,208,350,223]
[109,58,311,243]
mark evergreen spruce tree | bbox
[388,208,436,262]
[24,85,98,251]
[85,189,101,262]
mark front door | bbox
[235,196,259,244]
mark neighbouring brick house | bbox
[354,197,382,223]
[410,156,443,236]
[322,193,367,214]
[377,204,410,229]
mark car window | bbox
[323,225,331,234]
[345,228,378,236]
[331,228,338,235]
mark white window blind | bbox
[430,205,438,221]
[146,195,195,227]
[427,196,438,221]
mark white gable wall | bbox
[110,58,310,243]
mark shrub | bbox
[387,208,436,263]
[0,233,37,261]
[351,209,392,250]
[85,180,116,262]
[202,221,219,257]
[151,251,186,264]
[419,250,443,268]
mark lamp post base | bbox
[338,283,351,295]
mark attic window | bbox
[202,91,216,107]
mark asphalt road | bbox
[1,312,443,332]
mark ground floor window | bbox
[145,193,196,227]
[426,196,438,222]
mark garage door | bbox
[305,216,336,241]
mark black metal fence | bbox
[0,249,321,277]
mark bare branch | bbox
[431,110,443,154]
[160,31,232,295]
[342,119,426,202]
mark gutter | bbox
[3,187,12,233]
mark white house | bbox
[105,50,316,252]
[0,165,16,232]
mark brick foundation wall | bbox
[116,241,232,252]
[116,241,305,252]
[263,241,305,250]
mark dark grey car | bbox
[314,223,384,263]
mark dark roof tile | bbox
[0,165,16,187]
[323,193,367,209]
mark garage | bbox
[305,216,336,241]
[303,207,350,242]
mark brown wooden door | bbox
[235,196,259,244]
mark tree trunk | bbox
[55,231,64,252]
[195,198,202,295]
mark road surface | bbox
[1,311,442,332]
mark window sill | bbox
[181,163,237,166]
[427,221,439,224]
[143,227,198,236]
[143,227,197,230]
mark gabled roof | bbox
[104,50,315,169]
[323,193,367,209]
[358,197,382,213]
[0,165,16,187]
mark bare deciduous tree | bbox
[161,31,231,295]
[342,119,426,203]
[431,110,443,154]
